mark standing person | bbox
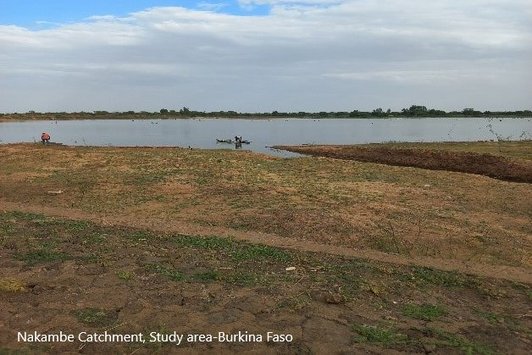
[41,132,50,144]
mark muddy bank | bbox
[276,144,532,183]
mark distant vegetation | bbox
[1,105,531,121]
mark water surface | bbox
[0,117,530,157]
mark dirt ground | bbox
[1,212,531,354]
[0,142,531,353]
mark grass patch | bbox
[224,271,261,287]
[17,250,68,265]
[82,232,108,245]
[409,267,468,288]
[232,244,292,262]
[117,271,133,281]
[353,324,408,346]
[402,303,447,321]
[127,230,153,242]
[427,328,494,355]
[73,308,118,327]
[192,270,219,282]
[60,220,91,232]
[173,234,292,262]
[145,264,184,282]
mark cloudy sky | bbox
[1,0,531,113]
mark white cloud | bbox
[0,0,531,112]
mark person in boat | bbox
[41,132,50,144]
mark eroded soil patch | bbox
[275,142,532,183]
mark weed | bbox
[426,328,494,355]
[224,271,260,287]
[409,267,468,288]
[232,244,292,262]
[73,308,117,327]
[18,250,68,265]
[145,264,184,281]
[62,220,91,232]
[402,303,447,321]
[352,324,408,346]
[192,270,219,282]
[117,271,133,281]
[371,221,404,254]
[277,293,311,311]
[127,231,152,242]
[83,233,107,245]
[173,234,293,262]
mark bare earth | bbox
[0,142,531,354]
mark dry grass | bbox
[0,143,531,271]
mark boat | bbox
[216,139,252,144]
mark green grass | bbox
[223,271,262,287]
[408,267,468,288]
[352,324,408,346]
[426,328,494,355]
[17,250,69,265]
[173,234,292,262]
[145,264,185,282]
[127,230,153,242]
[192,270,219,282]
[402,303,447,321]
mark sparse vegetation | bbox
[73,308,118,327]
[402,303,447,321]
[353,324,408,346]
[0,141,530,353]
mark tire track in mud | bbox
[1,200,531,284]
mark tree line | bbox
[2,105,531,120]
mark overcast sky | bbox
[1,0,531,113]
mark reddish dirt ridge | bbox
[276,145,532,183]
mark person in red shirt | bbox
[41,132,50,144]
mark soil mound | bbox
[277,145,532,183]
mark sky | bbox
[0,0,531,113]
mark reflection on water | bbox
[0,118,530,157]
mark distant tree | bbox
[160,108,169,114]
[372,108,385,117]
[402,105,428,116]
[462,108,481,116]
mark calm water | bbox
[0,118,530,157]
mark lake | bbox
[0,117,530,157]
